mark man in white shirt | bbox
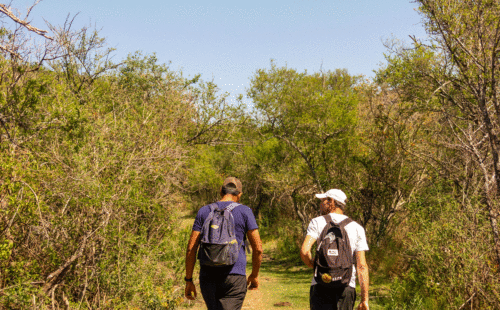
[300,189,370,310]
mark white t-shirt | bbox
[306,213,369,288]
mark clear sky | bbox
[13,0,427,103]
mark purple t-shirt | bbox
[192,201,258,276]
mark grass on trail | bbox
[182,238,390,309]
[242,254,312,309]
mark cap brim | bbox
[315,194,327,199]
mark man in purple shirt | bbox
[184,177,263,310]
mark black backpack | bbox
[314,215,354,287]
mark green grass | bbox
[244,256,311,309]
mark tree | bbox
[247,62,359,231]
[375,1,500,307]
[352,84,429,245]
[415,0,500,271]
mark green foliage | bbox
[387,191,500,309]
[263,218,303,264]
[0,21,206,307]
[246,62,361,231]
[385,279,427,310]
[0,239,13,261]
[96,227,191,309]
[249,63,359,166]
[376,42,441,107]
[374,1,500,307]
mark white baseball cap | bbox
[315,189,347,204]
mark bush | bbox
[386,197,500,309]
[267,219,304,264]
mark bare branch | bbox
[0,44,21,59]
[0,3,52,39]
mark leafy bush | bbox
[387,196,500,309]
[0,20,205,307]
[265,219,303,264]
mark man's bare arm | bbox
[300,235,316,268]
[185,230,201,300]
[356,251,369,310]
[246,229,263,289]
[185,231,201,279]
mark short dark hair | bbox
[221,183,240,196]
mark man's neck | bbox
[321,208,344,216]
[332,208,344,215]
[220,195,239,202]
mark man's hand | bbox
[185,282,197,300]
[357,301,369,310]
[247,274,259,290]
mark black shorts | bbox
[199,272,247,310]
[310,285,356,310]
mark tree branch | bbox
[0,3,52,40]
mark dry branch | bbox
[0,3,52,40]
[43,235,88,294]
[0,44,21,59]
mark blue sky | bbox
[13,0,427,103]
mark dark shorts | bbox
[310,285,356,310]
[199,273,247,310]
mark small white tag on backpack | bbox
[327,249,338,256]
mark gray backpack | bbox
[198,202,241,266]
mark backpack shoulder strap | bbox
[202,203,219,220]
[338,217,355,266]
[208,203,218,211]
[338,217,353,228]
[323,214,333,223]
[318,214,333,240]
[200,203,219,238]
[338,217,353,241]
[225,202,240,212]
